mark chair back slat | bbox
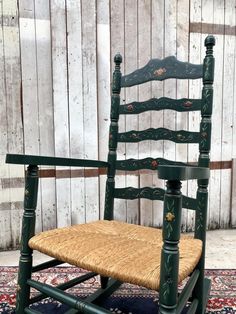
[116,157,189,171]
[117,128,199,144]
[121,56,203,87]
[114,187,164,201]
[114,187,197,210]
[119,98,202,114]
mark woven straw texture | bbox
[29,220,202,290]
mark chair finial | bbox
[114,53,122,64]
[204,35,215,47]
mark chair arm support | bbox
[5,154,108,168]
[158,165,210,181]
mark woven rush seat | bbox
[29,220,202,290]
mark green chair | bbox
[6,35,215,314]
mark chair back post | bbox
[195,35,215,242]
[104,53,122,220]
[159,179,182,313]
[16,165,39,313]
[193,35,215,313]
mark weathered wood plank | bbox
[81,0,99,222]
[0,0,11,249]
[176,0,190,231]
[208,0,223,229]
[19,0,43,233]
[220,0,235,228]
[34,0,56,231]
[50,0,71,227]
[163,0,177,162]
[231,159,236,227]
[188,0,202,231]
[67,0,85,225]
[97,0,110,220]
[2,0,24,247]
[124,0,139,224]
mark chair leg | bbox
[193,185,210,313]
[158,180,182,314]
[192,260,211,314]
[16,165,39,314]
[16,254,33,314]
[100,276,109,289]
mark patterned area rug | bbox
[0,267,235,313]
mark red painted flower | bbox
[151,160,158,168]
[184,101,192,107]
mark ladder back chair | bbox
[6,35,215,314]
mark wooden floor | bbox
[0,229,235,268]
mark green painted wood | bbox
[100,276,109,289]
[114,187,165,200]
[158,165,210,181]
[121,56,203,87]
[104,54,122,220]
[202,278,211,311]
[192,187,209,313]
[116,157,189,171]
[193,35,215,314]
[85,279,122,304]
[63,309,79,314]
[25,308,41,314]
[16,165,39,314]
[27,279,111,313]
[159,180,182,313]
[114,186,197,210]
[176,269,200,313]
[29,272,97,305]
[6,154,108,168]
[118,128,199,143]
[199,118,212,152]
[187,298,199,314]
[32,259,64,272]
[202,86,213,116]
[182,195,197,211]
[119,97,202,114]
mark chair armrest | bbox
[158,165,209,181]
[5,154,108,168]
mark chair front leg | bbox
[159,180,182,314]
[16,165,39,314]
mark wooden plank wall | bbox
[0,0,235,249]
